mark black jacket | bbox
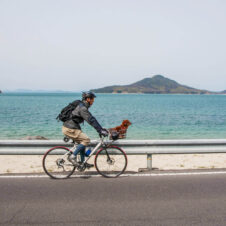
[63,100,102,133]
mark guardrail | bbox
[1,139,226,170]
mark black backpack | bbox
[56,100,82,122]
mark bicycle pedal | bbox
[84,163,94,168]
[77,164,86,172]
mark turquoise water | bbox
[0,93,226,140]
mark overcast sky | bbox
[0,0,226,92]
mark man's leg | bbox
[80,149,86,163]
[73,131,94,167]
[73,144,85,162]
[73,131,90,163]
[62,126,91,164]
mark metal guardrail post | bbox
[147,154,152,170]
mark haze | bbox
[0,0,226,92]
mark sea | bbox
[0,92,226,140]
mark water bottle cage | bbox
[85,149,92,157]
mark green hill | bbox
[91,75,212,94]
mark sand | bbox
[1,153,226,174]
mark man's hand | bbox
[99,128,109,137]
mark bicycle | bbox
[42,133,128,179]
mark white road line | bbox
[0,171,226,178]
[124,171,226,177]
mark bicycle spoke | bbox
[95,146,127,178]
[43,147,76,179]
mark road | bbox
[1,170,226,226]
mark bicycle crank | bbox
[77,163,86,172]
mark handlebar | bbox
[63,130,112,143]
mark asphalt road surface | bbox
[1,170,226,226]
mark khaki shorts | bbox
[62,126,90,146]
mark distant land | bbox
[2,75,226,94]
[2,89,77,93]
[91,75,224,94]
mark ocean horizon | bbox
[1,92,226,140]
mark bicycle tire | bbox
[42,146,76,179]
[95,145,127,178]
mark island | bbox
[91,75,215,94]
[219,90,226,94]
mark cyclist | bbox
[62,91,108,167]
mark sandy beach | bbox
[1,154,226,174]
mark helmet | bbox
[82,91,96,100]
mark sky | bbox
[0,0,226,92]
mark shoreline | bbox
[2,91,226,95]
[1,135,226,140]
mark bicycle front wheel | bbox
[95,146,127,178]
[42,146,76,179]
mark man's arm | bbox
[79,106,102,133]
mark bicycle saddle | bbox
[63,136,75,143]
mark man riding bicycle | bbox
[62,91,108,167]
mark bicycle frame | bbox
[69,136,113,164]
[83,138,103,163]
[43,135,127,179]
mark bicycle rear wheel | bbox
[95,146,127,178]
[42,146,76,179]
